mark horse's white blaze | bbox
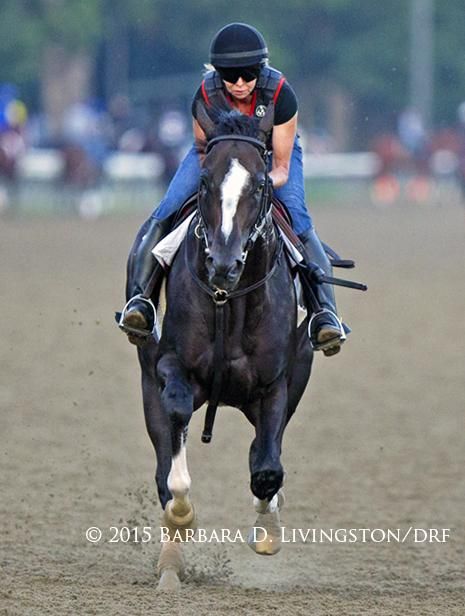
[167,444,191,497]
[220,158,250,240]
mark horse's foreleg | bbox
[249,377,287,500]
[155,353,196,590]
[247,377,288,555]
[139,346,186,590]
[163,427,196,537]
[287,326,313,424]
[138,344,172,508]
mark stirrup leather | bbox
[118,294,157,338]
[308,308,346,351]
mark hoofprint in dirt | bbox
[1,201,464,615]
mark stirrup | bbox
[308,308,346,352]
[118,294,157,339]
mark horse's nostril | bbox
[208,259,242,287]
[226,260,243,281]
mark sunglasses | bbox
[216,65,261,83]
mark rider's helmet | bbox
[209,23,268,68]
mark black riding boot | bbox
[118,217,172,345]
[298,228,347,356]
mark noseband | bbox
[195,135,273,260]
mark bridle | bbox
[194,134,274,265]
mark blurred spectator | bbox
[62,100,108,169]
[154,109,189,188]
[397,107,427,157]
[60,99,108,217]
[397,107,432,203]
[107,94,134,150]
[369,133,408,205]
[60,99,109,191]
[0,83,28,212]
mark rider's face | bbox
[222,77,257,101]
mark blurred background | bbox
[1,0,465,216]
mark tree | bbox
[1,1,465,146]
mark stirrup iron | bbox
[118,294,157,339]
[308,308,346,352]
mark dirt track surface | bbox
[1,200,465,615]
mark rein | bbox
[188,134,278,443]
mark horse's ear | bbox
[195,101,216,140]
[258,102,275,140]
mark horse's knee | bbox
[161,380,193,428]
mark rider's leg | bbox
[120,145,201,343]
[273,137,346,356]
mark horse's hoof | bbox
[157,568,181,592]
[247,523,282,556]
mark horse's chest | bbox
[187,345,275,405]
[224,355,265,402]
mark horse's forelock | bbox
[212,110,260,139]
[196,110,261,156]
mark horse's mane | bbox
[213,109,260,138]
[195,109,260,155]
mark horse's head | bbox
[195,103,274,292]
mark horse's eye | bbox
[256,181,265,193]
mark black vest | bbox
[201,65,285,121]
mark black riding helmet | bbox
[210,23,268,68]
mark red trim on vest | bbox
[273,77,286,104]
[201,80,211,107]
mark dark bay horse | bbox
[137,104,313,589]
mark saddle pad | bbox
[152,211,196,268]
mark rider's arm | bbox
[269,112,298,188]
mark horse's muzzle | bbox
[206,256,244,292]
